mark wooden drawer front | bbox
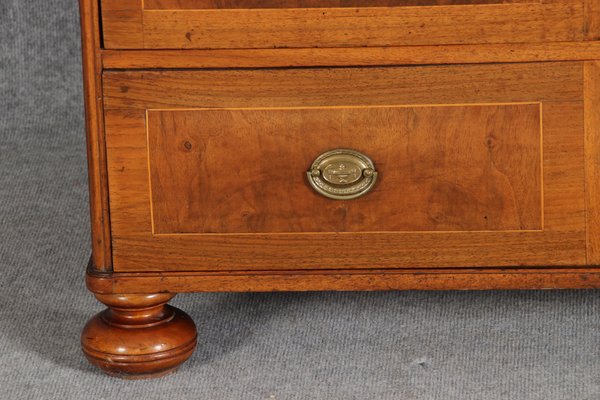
[100,0,584,49]
[104,63,585,272]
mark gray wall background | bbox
[0,1,598,399]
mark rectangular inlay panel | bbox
[143,0,536,9]
[147,104,542,234]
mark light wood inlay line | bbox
[145,102,543,235]
[145,109,155,235]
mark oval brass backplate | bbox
[307,149,378,200]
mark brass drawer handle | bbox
[307,149,378,200]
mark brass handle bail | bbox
[306,149,378,200]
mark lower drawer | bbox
[104,62,587,272]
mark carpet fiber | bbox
[1,1,599,399]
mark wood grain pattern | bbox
[585,0,600,39]
[100,42,600,70]
[109,231,586,271]
[79,0,112,271]
[584,61,600,264]
[86,267,600,294]
[101,0,144,48]
[103,64,582,110]
[147,105,542,234]
[103,63,586,272]
[145,0,536,8]
[101,1,583,49]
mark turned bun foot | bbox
[81,293,197,379]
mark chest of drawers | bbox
[80,0,600,378]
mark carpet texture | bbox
[0,1,599,399]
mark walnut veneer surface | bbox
[79,0,600,378]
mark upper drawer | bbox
[100,0,586,49]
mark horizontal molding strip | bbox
[102,41,600,69]
[87,264,600,293]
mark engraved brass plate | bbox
[307,149,378,200]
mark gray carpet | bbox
[1,1,599,399]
